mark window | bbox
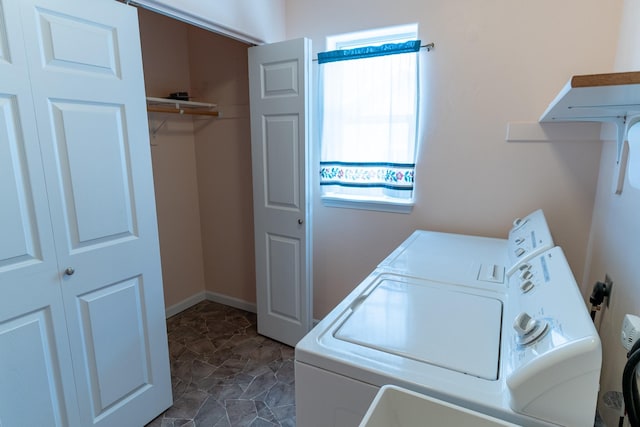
[319,24,420,212]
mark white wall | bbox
[286,0,623,317]
[132,0,285,44]
[587,1,640,425]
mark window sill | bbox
[321,195,414,213]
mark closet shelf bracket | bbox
[150,118,169,139]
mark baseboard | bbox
[205,291,256,313]
[165,291,207,318]
[165,290,257,318]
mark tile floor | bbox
[146,300,295,427]
[144,300,607,427]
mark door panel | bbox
[0,0,80,425]
[249,38,312,347]
[77,276,151,415]
[261,59,299,97]
[49,101,136,247]
[18,0,172,425]
[0,5,8,62]
[267,234,301,321]
[0,309,70,427]
[36,9,121,76]
[265,114,300,209]
[0,95,42,268]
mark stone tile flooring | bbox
[147,301,295,427]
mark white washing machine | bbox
[295,211,601,427]
[377,209,555,285]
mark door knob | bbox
[297,219,303,225]
[64,267,75,276]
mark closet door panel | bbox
[49,101,136,248]
[19,0,172,425]
[35,7,121,77]
[0,309,70,427]
[76,276,152,415]
[0,0,80,425]
[0,0,50,275]
[0,3,8,63]
[0,95,43,268]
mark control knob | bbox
[513,312,548,345]
[519,270,533,280]
[512,217,528,230]
[520,280,534,293]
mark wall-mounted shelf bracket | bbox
[614,116,632,194]
[611,115,640,163]
[615,115,640,193]
[150,118,169,138]
[539,71,640,194]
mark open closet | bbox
[137,9,258,315]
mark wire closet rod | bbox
[312,42,434,62]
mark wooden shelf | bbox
[540,71,640,123]
[570,71,640,88]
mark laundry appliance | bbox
[295,211,601,426]
[377,209,554,285]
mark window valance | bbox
[317,40,421,64]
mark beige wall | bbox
[587,1,640,425]
[138,8,254,310]
[187,28,256,304]
[285,0,623,317]
[139,9,206,308]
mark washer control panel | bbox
[511,257,547,295]
[504,247,601,425]
[506,209,554,276]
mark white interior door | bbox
[0,1,81,425]
[249,38,313,347]
[17,0,172,425]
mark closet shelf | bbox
[146,96,219,117]
[539,71,640,194]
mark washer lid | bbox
[379,231,507,285]
[334,279,503,380]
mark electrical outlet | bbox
[604,274,613,307]
[621,314,640,351]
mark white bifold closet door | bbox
[0,0,81,424]
[249,38,313,347]
[0,0,172,426]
